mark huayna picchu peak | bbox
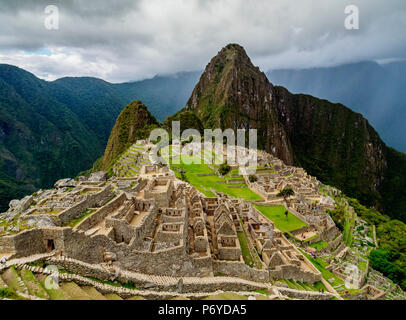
[177,44,405,224]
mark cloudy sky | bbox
[0,0,405,82]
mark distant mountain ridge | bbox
[0,64,198,211]
[267,61,406,153]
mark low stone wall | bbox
[75,192,127,231]
[276,287,334,300]
[269,265,321,284]
[47,256,269,294]
[0,235,15,253]
[333,242,347,256]
[57,186,113,224]
[133,179,148,193]
[318,234,344,254]
[320,226,340,242]
[212,260,269,282]
[48,257,112,281]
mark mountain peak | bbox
[219,43,252,57]
[101,100,159,171]
[184,44,293,163]
[185,44,270,114]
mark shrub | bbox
[0,288,11,298]
[218,163,231,176]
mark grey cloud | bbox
[0,0,405,82]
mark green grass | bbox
[310,241,329,251]
[161,145,263,201]
[237,232,255,267]
[300,250,344,287]
[36,274,71,300]
[3,267,26,294]
[60,282,92,300]
[254,205,307,232]
[252,289,270,296]
[20,269,49,299]
[170,161,263,201]
[302,234,320,243]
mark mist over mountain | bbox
[267,61,406,153]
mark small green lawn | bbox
[237,232,255,267]
[170,160,263,201]
[254,205,307,232]
[310,241,329,251]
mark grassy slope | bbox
[254,205,307,232]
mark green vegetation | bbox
[277,188,295,200]
[252,289,270,296]
[67,209,96,228]
[254,205,307,232]
[167,152,262,201]
[0,287,12,298]
[237,220,262,269]
[310,241,329,251]
[300,250,344,287]
[218,163,231,176]
[237,232,255,267]
[20,269,49,299]
[101,100,160,171]
[346,197,406,290]
[202,292,248,300]
[327,201,355,246]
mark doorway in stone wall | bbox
[47,239,55,252]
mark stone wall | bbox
[75,193,127,231]
[47,256,267,294]
[44,225,211,277]
[57,186,113,224]
[320,226,340,242]
[269,264,321,284]
[0,235,15,253]
[212,260,269,282]
[276,287,334,300]
[12,229,47,258]
[318,234,344,255]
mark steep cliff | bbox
[185,44,294,164]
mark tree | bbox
[248,175,258,183]
[218,163,231,176]
[277,188,295,201]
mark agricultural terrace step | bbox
[21,265,275,300]
[45,256,271,290]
